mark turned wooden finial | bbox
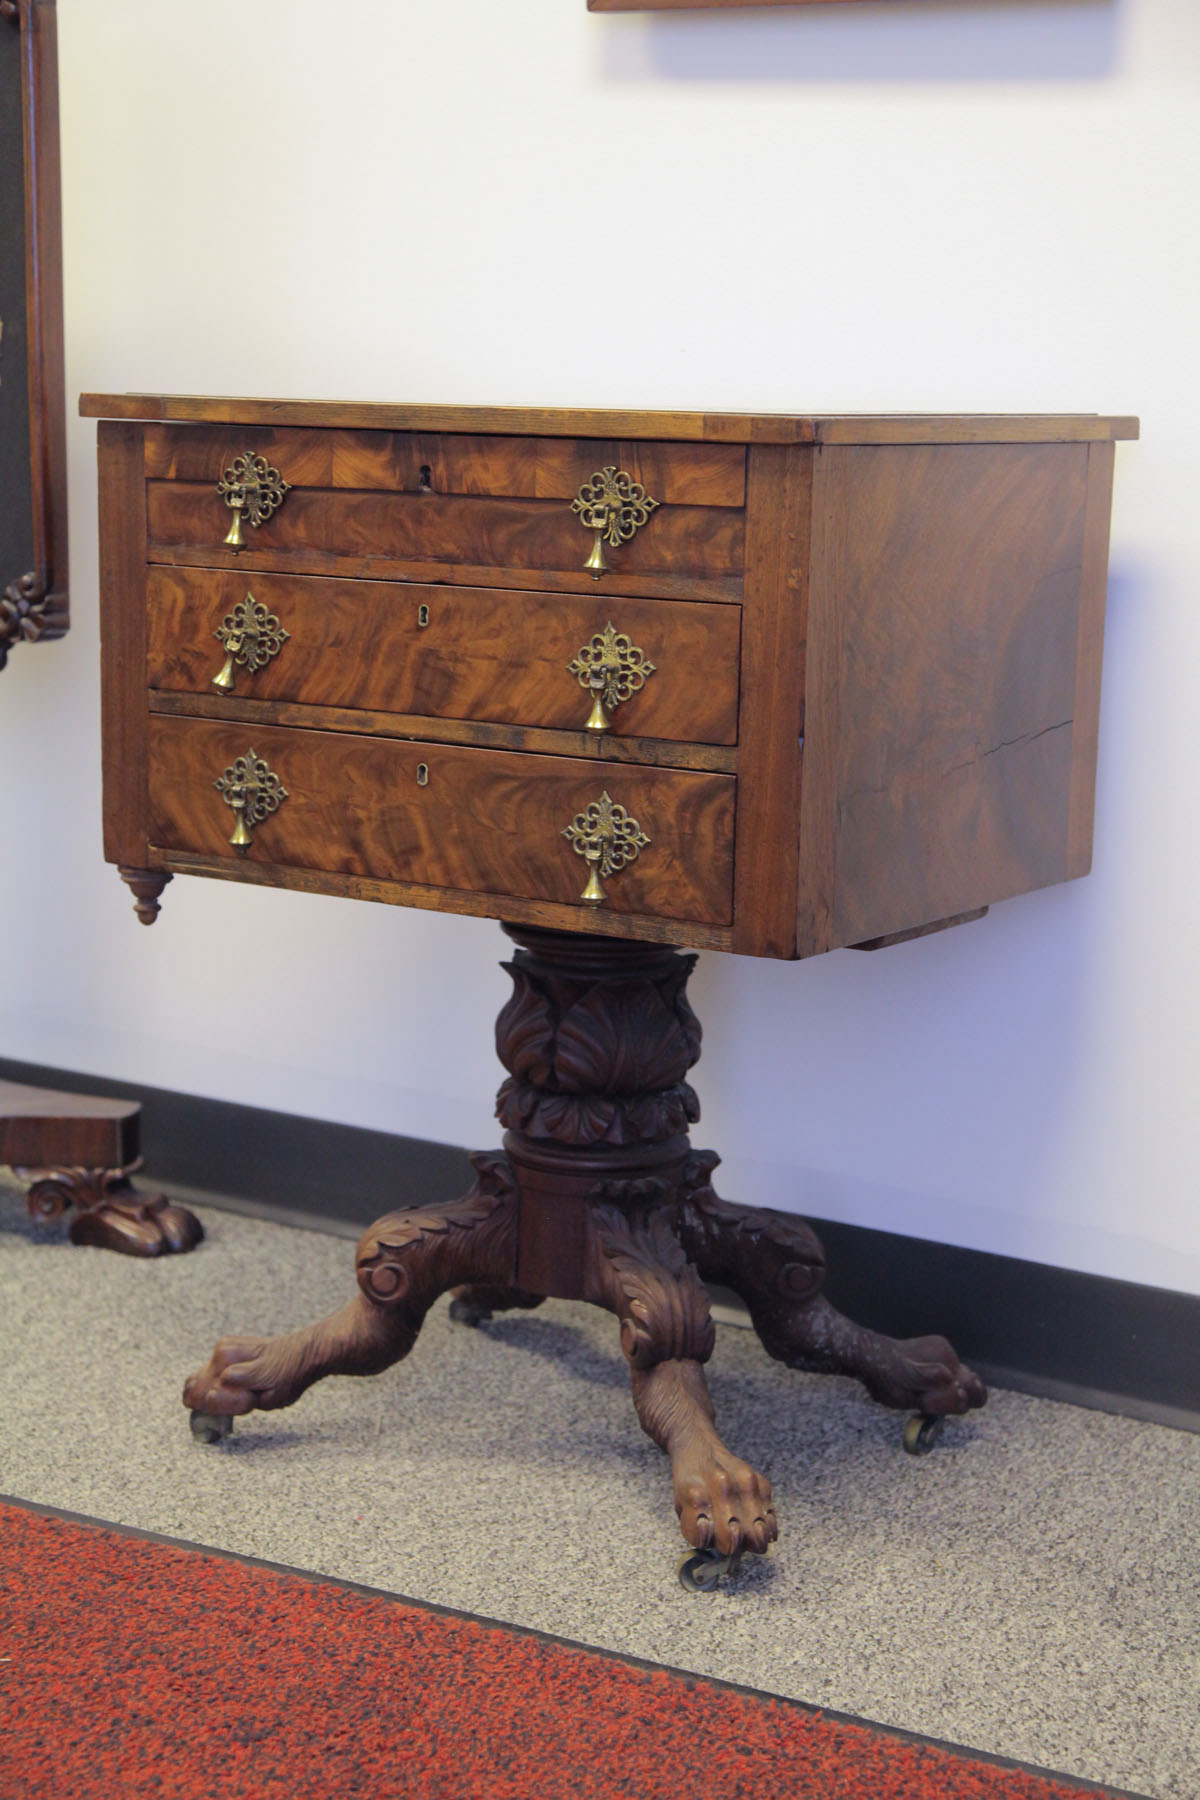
[117,866,173,925]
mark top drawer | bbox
[142,424,747,596]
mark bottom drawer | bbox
[147,716,735,927]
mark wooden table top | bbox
[79,394,1139,447]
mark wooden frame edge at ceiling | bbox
[588,1,888,12]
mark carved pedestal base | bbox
[184,925,985,1576]
[23,1161,204,1257]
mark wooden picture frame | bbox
[589,1,879,10]
[0,0,66,672]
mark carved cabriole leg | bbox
[182,1153,519,1420]
[118,866,172,924]
[676,1152,987,1420]
[21,1159,204,1257]
[582,1199,777,1557]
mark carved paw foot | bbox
[856,1331,987,1418]
[182,1292,418,1421]
[673,1441,778,1556]
[182,1333,310,1418]
[24,1166,203,1257]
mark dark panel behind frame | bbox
[0,12,34,586]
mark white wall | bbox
[2,0,1196,1293]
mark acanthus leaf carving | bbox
[554,978,697,1096]
[494,964,558,1085]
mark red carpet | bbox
[0,1498,1141,1800]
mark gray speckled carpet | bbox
[1,1178,1195,1799]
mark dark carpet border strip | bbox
[3,1054,1198,1432]
[0,1492,1152,1800]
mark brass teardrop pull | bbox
[570,468,659,580]
[217,451,291,553]
[213,748,288,856]
[567,622,656,733]
[561,791,650,907]
[211,593,289,694]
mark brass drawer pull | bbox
[571,468,658,578]
[216,451,290,552]
[211,592,289,694]
[567,621,656,734]
[562,791,650,907]
[214,748,288,855]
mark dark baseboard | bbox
[3,1055,1197,1432]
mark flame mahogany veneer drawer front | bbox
[142,424,747,594]
[146,567,742,746]
[147,716,736,928]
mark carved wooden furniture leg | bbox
[676,1151,987,1446]
[2,1079,202,1257]
[183,923,982,1571]
[23,1161,203,1257]
[583,1200,777,1564]
[182,1152,519,1435]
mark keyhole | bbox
[418,465,433,493]
[417,604,430,628]
[416,763,429,787]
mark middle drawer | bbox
[147,567,741,746]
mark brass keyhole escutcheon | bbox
[417,604,431,628]
[211,593,289,694]
[417,764,430,787]
[213,748,288,855]
[570,468,659,579]
[216,451,290,552]
[561,791,650,907]
[567,622,656,733]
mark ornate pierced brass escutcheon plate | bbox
[216,451,291,551]
[562,790,650,906]
[571,467,659,577]
[213,748,288,854]
[211,593,290,694]
[566,621,656,733]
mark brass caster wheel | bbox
[190,1410,234,1445]
[903,1412,945,1456]
[448,1297,492,1329]
[678,1547,745,1593]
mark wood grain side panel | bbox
[731,445,811,958]
[142,425,746,508]
[145,568,742,745]
[148,717,735,928]
[1067,441,1116,879]
[97,419,152,865]
[145,485,746,584]
[794,447,847,958]
[826,443,1091,947]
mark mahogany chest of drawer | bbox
[81,396,1136,959]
